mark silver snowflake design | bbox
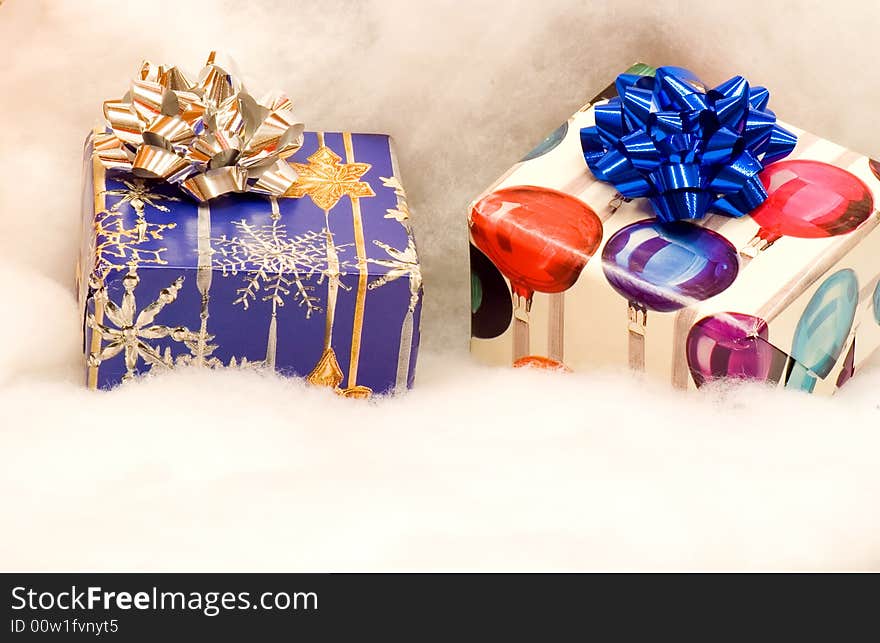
[87,272,199,380]
[212,217,352,318]
[91,179,180,275]
[104,179,178,217]
[367,236,422,312]
[93,209,178,272]
[165,335,222,369]
[379,176,410,224]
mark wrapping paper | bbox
[468,63,880,395]
[79,131,422,396]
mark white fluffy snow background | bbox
[1,0,879,570]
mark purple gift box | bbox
[78,130,422,397]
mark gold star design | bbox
[286,146,375,211]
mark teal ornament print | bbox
[786,269,859,392]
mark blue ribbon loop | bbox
[580,67,797,222]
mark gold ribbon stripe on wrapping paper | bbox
[317,132,336,353]
[292,132,375,398]
[343,132,370,396]
[87,144,107,390]
[303,132,346,389]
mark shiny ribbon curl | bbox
[94,52,304,202]
[580,66,797,222]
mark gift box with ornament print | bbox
[468,63,880,395]
[78,130,422,396]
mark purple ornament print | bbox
[686,312,785,387]
[602,219,739,313]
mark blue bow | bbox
[580,66,797,222]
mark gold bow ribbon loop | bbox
[94,52,304,201]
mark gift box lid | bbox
[86,130,417,284]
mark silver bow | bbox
[94,52,304,201]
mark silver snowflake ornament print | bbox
[367,237,422,312]
[212,217,352,318]
[87,271,200,380]
[103,179,178,217]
